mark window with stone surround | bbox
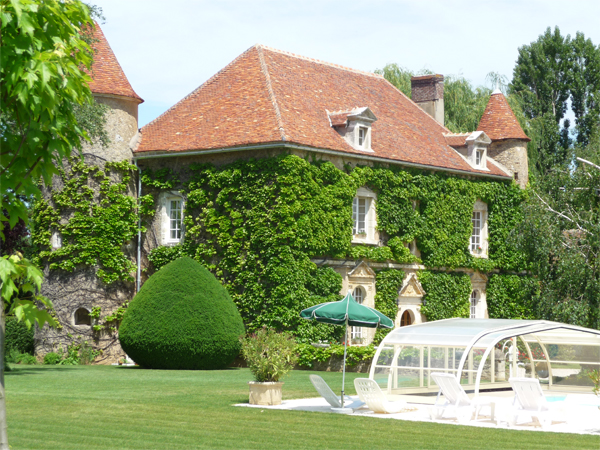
[352,187,378,245]
[160,192,184,245]
[470,290,479,318]
[351,286,365,342]
[470,200,488,258]
[74,308,91,326]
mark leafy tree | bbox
[570,32,600,148]
[512,141,600,329]
[0,1,97,447]
[376,64,500,134]
[511,27,600,177]
[0,0,95,230]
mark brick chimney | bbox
[411,74,444,126]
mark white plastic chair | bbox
[354,378,408,414]
[508,377,559,429]
[309,375,365,411]
[430,372,496,424]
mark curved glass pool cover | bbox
[370,319,600,395]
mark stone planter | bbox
[248,381,284,406]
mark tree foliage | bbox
[375,63,498,134]
[0,0,95,230]
[511,146,600,329]
[512,26,600,177]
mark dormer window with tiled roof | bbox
[329,107,377,152]
[465,131,491,170]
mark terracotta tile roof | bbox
[87,23,143,103]
[329,111,352,127]
[477,91,529,141]
[444,133,470,147]
[137,45,510,179]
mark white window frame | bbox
[352,187,378,245]
[351,287,365,341]
[358,126,369,149]
[475,149,483,167]
[160,192,184,245]
[470,290,479,319]
[470,200,488,258]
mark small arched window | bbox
[74,308,91,326]
[470,291,479,319]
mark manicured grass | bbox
[6,365,599,450]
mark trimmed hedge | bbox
[6,317,34,354]
[119,256,245,370]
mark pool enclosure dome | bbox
[370,318,600,395]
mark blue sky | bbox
[91,0,600,127]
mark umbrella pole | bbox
[341,318,348,409]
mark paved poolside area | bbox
[235,391,600,435]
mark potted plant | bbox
[240,327,298,405]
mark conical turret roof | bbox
[477,90,528,141]
[87,22,143,103]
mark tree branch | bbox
[534,191,593,236]
[577,157,600,171]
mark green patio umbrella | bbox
[300,292,394,409]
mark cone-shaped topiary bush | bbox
[119,256,245,369]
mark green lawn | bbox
[6,365,599,450]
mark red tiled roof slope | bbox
[477,92,529,141]
[444,133,470,147]
[138,45,509,178]
[87,23,143,102]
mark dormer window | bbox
[475,149,483,167]
[328,107,377,152]
[358,127,368,147]
[465,131,491,170]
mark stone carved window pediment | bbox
[470,271,488,286]
[399,273,425,298]
[348,261,376,280]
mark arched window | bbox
[74,308,91,326]
[400,310,413,327]
[470,291,479,319]
[351,287,365,342]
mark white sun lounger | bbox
[508,377,561,429]
[309,374,365,411]
[430,372,496,424]
[354,378,408,414]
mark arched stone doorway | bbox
[400,309,413,327]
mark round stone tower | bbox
[477,89,530,189]
[36,23,143,363]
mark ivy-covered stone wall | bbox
[33,150,538,355]
[32,155,137,361]
[139,153,531,343]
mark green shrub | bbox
[43,352,61,365]
[241,328,297,382]
[5,317,34,354]
[6,349,37,365]
[119,256,245,370]
[295,343,375,368]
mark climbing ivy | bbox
[141,154,525,338]
[419,271,472,320]
[32,158,138,284]
[486,274,539,319]
[373,269,405,344]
